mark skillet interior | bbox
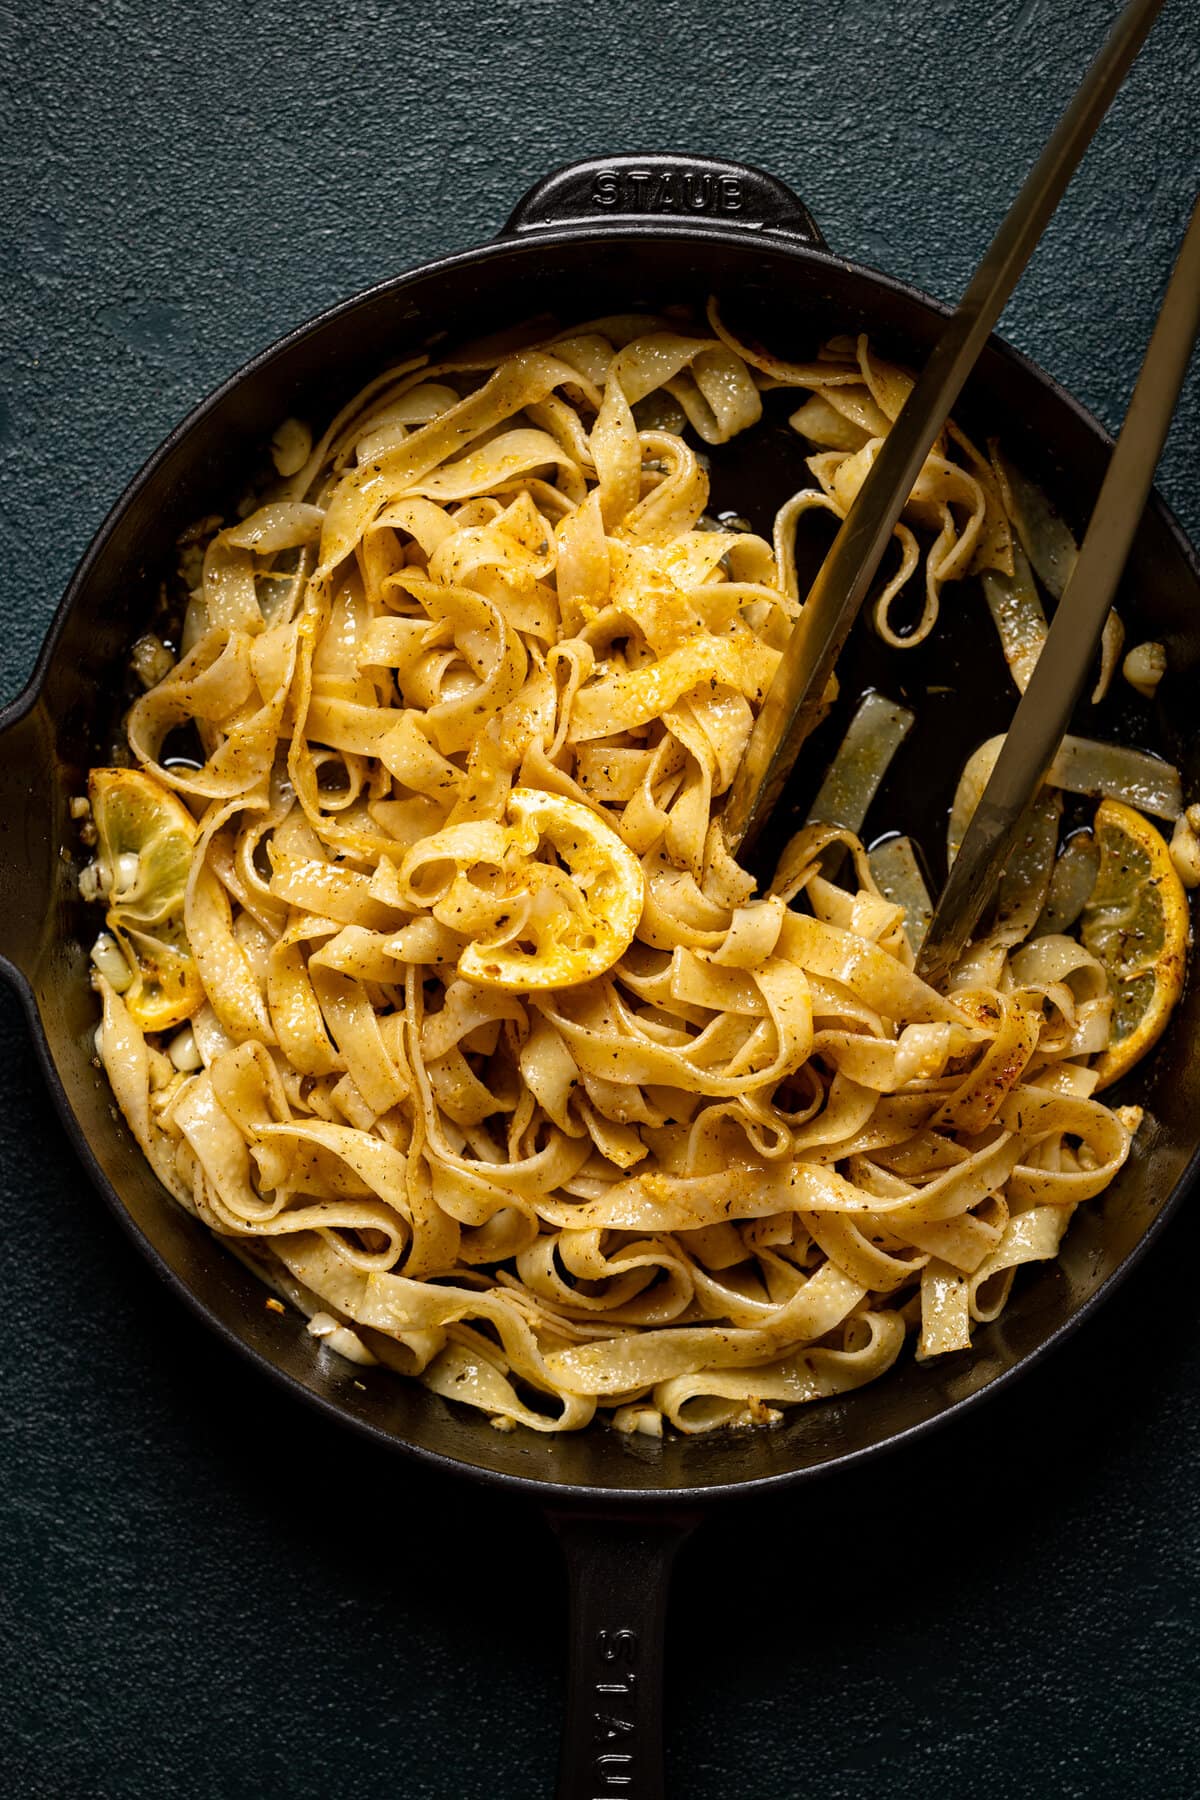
[4,222,1198,1500]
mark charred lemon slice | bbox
[88,767,204,1031]
[1080,799,1189,1089]
[463,789,644,991]
[400,789,644,992]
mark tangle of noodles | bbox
[84,311,1154,1436]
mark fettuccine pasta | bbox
[81,311,1159,1436]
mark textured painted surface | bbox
[1,0,1199,1795]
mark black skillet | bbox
[1,154,1197,1800]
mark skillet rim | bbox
[3,214,1198,1508]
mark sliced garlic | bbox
[1169,814,1200,889]
[90,931,133,991]
[612,1405,664,1437]
[271,417,313,477]
[78,860,110,903]
[166,1024,203,1072]
[1123,640,1167,700]
[305,1311,377,1365]
[113,851,142,896]
[131,633,175,690]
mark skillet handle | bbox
[549,1509,698,1800]
[0,694,57,987]
[502,153,827,248]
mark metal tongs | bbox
[721,0,1200,986]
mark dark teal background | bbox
[2,2,1199,1795]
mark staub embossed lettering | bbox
[591,1626,638,1791]
[590,167,744,215]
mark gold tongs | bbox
[722,0,1179,894]
[916,194,1200,985]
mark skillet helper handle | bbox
[551,1511,696,1800]
[502,153,827,248]
[0,695,56,987]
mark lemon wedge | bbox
[1080,798,1189,1089]
[88,767,204,1031]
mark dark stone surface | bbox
[1,1,1199,1795]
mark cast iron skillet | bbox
[1,153,1197,1799]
